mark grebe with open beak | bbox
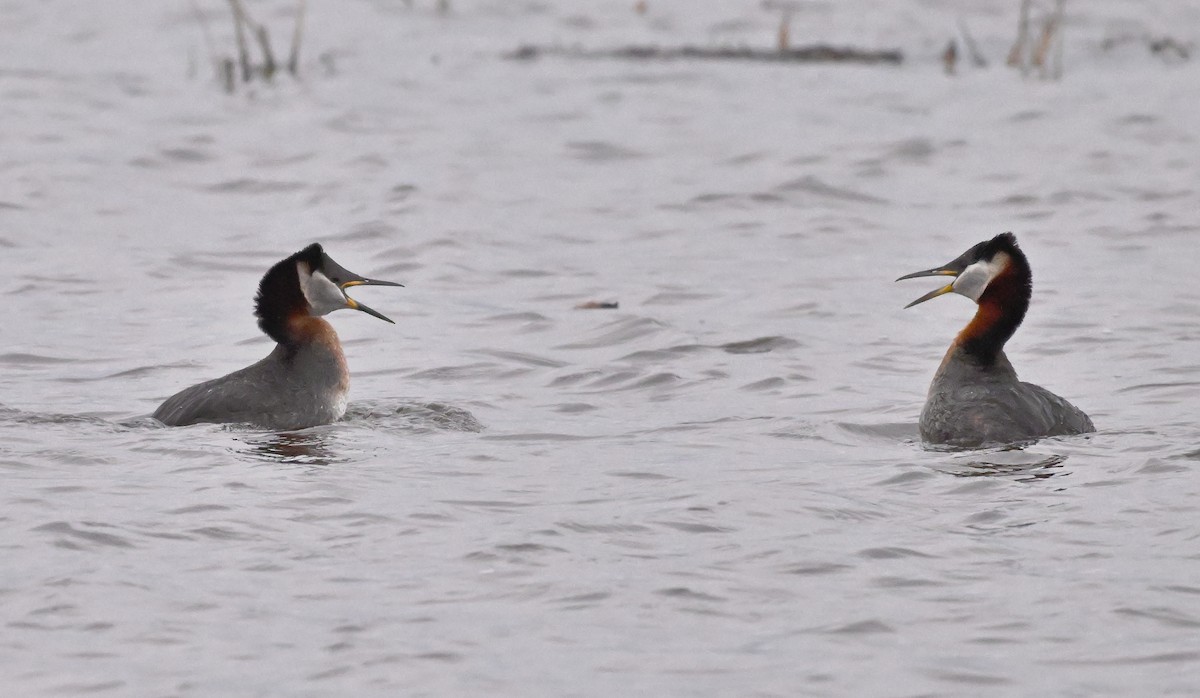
[898,233,1094,447]
[153,244,402,430]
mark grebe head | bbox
[896,232,1027,309]
[255,243,403,344]
[896,232,1033,365]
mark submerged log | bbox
[507,43,903,65]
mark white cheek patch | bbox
[298,267,348,316]
[953,252,1008,302]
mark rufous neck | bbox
[954,264,1030,365]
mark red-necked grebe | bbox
[897,233,1094,448]
[153,243,402,430]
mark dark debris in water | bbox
[1101,34,1192,62]
[507,44,903,65]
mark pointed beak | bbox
[340,277,404,324]
[317,250,404,323]
[896,267,959,309]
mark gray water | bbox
[3,1,1200,695]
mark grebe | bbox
[153,243,402,430]
[897,233,1094,448]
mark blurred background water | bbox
[2,1,1199,695]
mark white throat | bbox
[953,251,1009,302]
[298,264,347,316]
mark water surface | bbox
[3,1,1200,695]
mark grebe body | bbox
[898,233,1094,448]
[153,244,401,430]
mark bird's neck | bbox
[953,261,1031,366]
[281,315,342,354]
[273,315,350,391]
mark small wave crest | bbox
[344,400,485,433]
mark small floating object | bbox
[575,300,620,310]
[506,44,903,65]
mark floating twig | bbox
[507,43,903,65]
[1005,0,1065,79]
[1100,34,1191,62]
[255,25,277,79]
[288,0,307,76]
[1032,0,1063,74]
[1030,0,1065,79]
[942,40,957,75]
[228,0,252,82]
[956,18,988,67]
[1148,36,1190,61]
[193,0,307,92]
[220,57,236,94]
[1006,0,1032,70]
